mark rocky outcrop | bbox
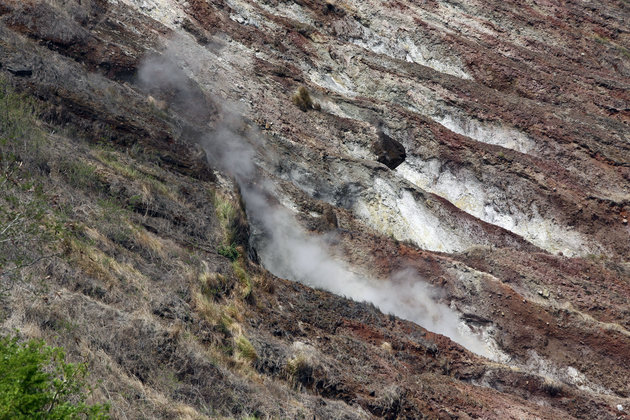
[373,130,406,170]
[0,0,629,418]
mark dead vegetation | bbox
[541,377,563,397]
[0,78,281,418]
[0,76,382,419]
[291,85,321,112]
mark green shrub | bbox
[0,333,109,419]
[218,244,239,261]
[218,243,240,261]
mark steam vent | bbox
[1,0,629,418]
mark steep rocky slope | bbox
[0,0,629,418]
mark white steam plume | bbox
[138,40,494,359]
[244,186,492,357]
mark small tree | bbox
[0,333,109,419]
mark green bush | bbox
[0,333,109,419]
[218,243,240,261]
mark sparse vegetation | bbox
[218,243,240,261]
[58,159,102,191]
[591,33,630,59]
[235,335,257,362]
[213,190,240,251]
[211,189,255,301]
[0,77,44,168]
[291,86,320,112]
[0,77,271,418]
[200,269,231,300]
[541,377,562,397]
[286,353,313,388]
[0,78,60,298]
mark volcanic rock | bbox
[0,0,628,418]
[373,130,406,170]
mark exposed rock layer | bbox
[0,0,628,418]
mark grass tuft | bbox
[291,86,320,112]
[235,335,257,362]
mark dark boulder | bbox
[373,131,406,170]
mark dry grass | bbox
[235,335,257,362]
[192,290,222,323]
[541,377,563,396]
[291,86,320,112]
[173,404,210,420]
[0,114,237,414]
[133,227,168,259]
[212,190,238,243]
[67,234,150,297]
[93,146,187,211]
[0,74,315,420]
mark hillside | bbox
[0,0,629,418]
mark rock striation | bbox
[0,0,628,418]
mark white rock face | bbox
[409,88,537,154]
[309,71,357,97]
[396,156,595,256]
[116,0,186,27]
[321,130,590,256]
[353,177,468,253]
[339,0,474,79]
[523,351,612,395]
[350,31,472,80]
[433,113,537,154]
[402,36,473,80]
